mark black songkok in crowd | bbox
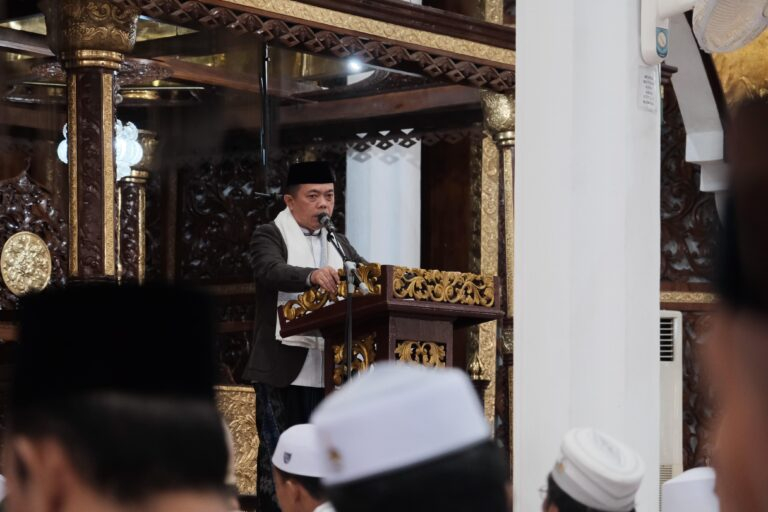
[11,283,218,410]
[285,161,336,188]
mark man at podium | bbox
[245,161,364,512]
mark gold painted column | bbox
[42,0,139,281]
[481,93,515,319]
[481,91,515,470]
[118,131,157,284]
[468,136,499,427]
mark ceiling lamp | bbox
[57,120,144,180]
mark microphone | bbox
[317,213,337,233]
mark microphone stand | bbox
[326,231,355,384]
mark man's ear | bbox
[284,194,294,210]
[8,437,77,512]
[285,479,303,504]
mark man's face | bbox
[284,183,335,231]
[707,312,768,512]
[272,467,297,512]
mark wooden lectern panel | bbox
[278,264,503,393]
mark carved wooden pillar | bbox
[42,0,139,281]
[468,134,499,425]
[481,91,515,472]
[464,0,505,431]
[118,131,157,284]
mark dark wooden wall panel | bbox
[662,83,719,470]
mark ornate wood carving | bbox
[109,0,515,92]
[73,69,112,279]
[118,179,141,282]
[683,311,715,469]
[332,333,376,386]
[661,86,720,283]
[394,340,447,367]
[216,301,256,385]
[0,172,67,309]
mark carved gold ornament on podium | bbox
[1,232,52,296]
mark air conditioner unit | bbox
[660,310,684,510]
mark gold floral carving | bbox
[42,0,140,61]
[332,333,377,386]
[283,263,382,322]
[1,232,52,297]
[394,340,447,368]
[392,266,495,307]
[215,386,258,496]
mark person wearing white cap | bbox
[661,467,719,512]
[310,363,509,512]
[272,424,335,512]
[542,428,645,512]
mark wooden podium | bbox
[278,264,503,393]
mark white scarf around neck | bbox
[273,208,344,349]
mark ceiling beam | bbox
[0,27,51,56]
[154,56,319,97]
[279,85,479,126]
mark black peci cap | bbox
[285,161,336,189]
[11,283,218,411]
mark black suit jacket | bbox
[242,221,364,387]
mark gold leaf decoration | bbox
[333,333,377,386]
[394,340,447,367]
[283,263,382,322]
[1,232,52,297]
[392,266,494,307]
[215,386,258,496]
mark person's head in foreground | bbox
[707,98,768,512]
[272,424,333,512]
[542,428,644,512]
[310,363,509,512]
[661,467,719,512]
[4,284,230,512]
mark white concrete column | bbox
[514,1,660,511]
[345,143,421,267]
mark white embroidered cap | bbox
[662,467,719,512]
[310,363,490,485]
[551,428,645,512]
[272,424,327,478]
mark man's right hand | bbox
[311,266,340,294]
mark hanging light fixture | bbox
[57,119,144,180]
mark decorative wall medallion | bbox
[395,340,447,367]
[1,232,52,296]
